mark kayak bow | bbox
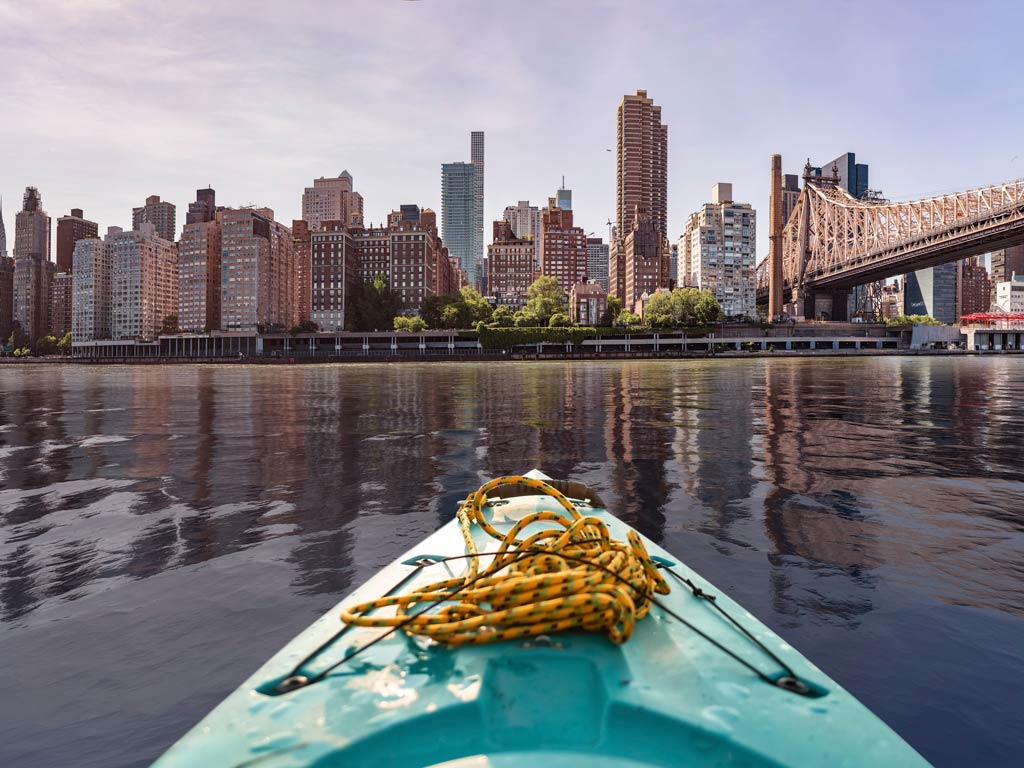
[153,471,931,768]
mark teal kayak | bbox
[154,471,931,767]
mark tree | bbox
[57,331,72,355]
[440,304,462,328]
[352,274,402,331]
[548,312,571,327]
[886,314,939,327]
[599,295,622,326]
[643,292,676,329]
[290,319,320,335]
[618,310,642,327]
[393,315,427,332]
[7,328,30,352]
[160,314,180,335]
[34,334,59,355]
[521,276,566,325]
[694,290,723,325]
[459,286,493,324]
[491,305,515,327]
[513,308,542,327]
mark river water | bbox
[0,358,1021,767]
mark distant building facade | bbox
[586,237,609,292]
[680,183,757,318]
[540,197,587,293]
[994,275,1024,313]
[623,206,669,311]
[302,172,364,230]
[292,219,312,325]
[55,208,98,272]
[72,231,114,342]
[49,271,73,336]
[487,220,535,307]
[441,161,478,288]
[810,152,869,199]
[13,187,52,341]
[990,245,1024,307]
[132,195,176,242]
[780,174,800,227]
[185,187,217,225]
[569,282,607,326]
[502,200,541,267]
[905,261,957,323]
[0,256,14,340]
[178,212,223,332]
[110,223,178,341]
[957,258,990,317]
[0,196,7,257]
[388,205,443,313]
[310,222,356,332]
[220,209,293,332]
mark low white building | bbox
[994,275,1024,313]
[679,183,756,319]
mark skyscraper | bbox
[220,208,294,332]
[49,271,73,336]
[615,90,669,306]
[0,256,13,340]
[681,183,757,318]
[811,152,869,199]
[13,186,52,341]
[441,161,478,288]
[471,131,485,278]
[72,230,115,342]
[178,211,223,332]
[55,208,98,272]
[310,221,356,332]
[110,223,178,341]
[616,90,668,240]
[132,195,177,242]
[302,172,364,230]
[0,196,7,257]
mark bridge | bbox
[756,157,1024,320]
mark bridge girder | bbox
[757,177,1024,308]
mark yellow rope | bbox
[340,476,670,646]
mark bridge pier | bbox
[805,289,850,321]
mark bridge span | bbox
[757,159,1024,320]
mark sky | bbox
[2,0,1023,260]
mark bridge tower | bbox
[768,154,784,320]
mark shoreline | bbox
[0,348,1004,365]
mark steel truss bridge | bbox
[756,173,1024,320]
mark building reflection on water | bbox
[1,359,1023,627]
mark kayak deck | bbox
[154,490,929,767]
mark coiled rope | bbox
[341,475,670,646]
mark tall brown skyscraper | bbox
[55,208,98,272]
[616,90,668,239]
[615,90,669,307]
[13,187,52,341]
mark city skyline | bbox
[4,1,1024,262]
